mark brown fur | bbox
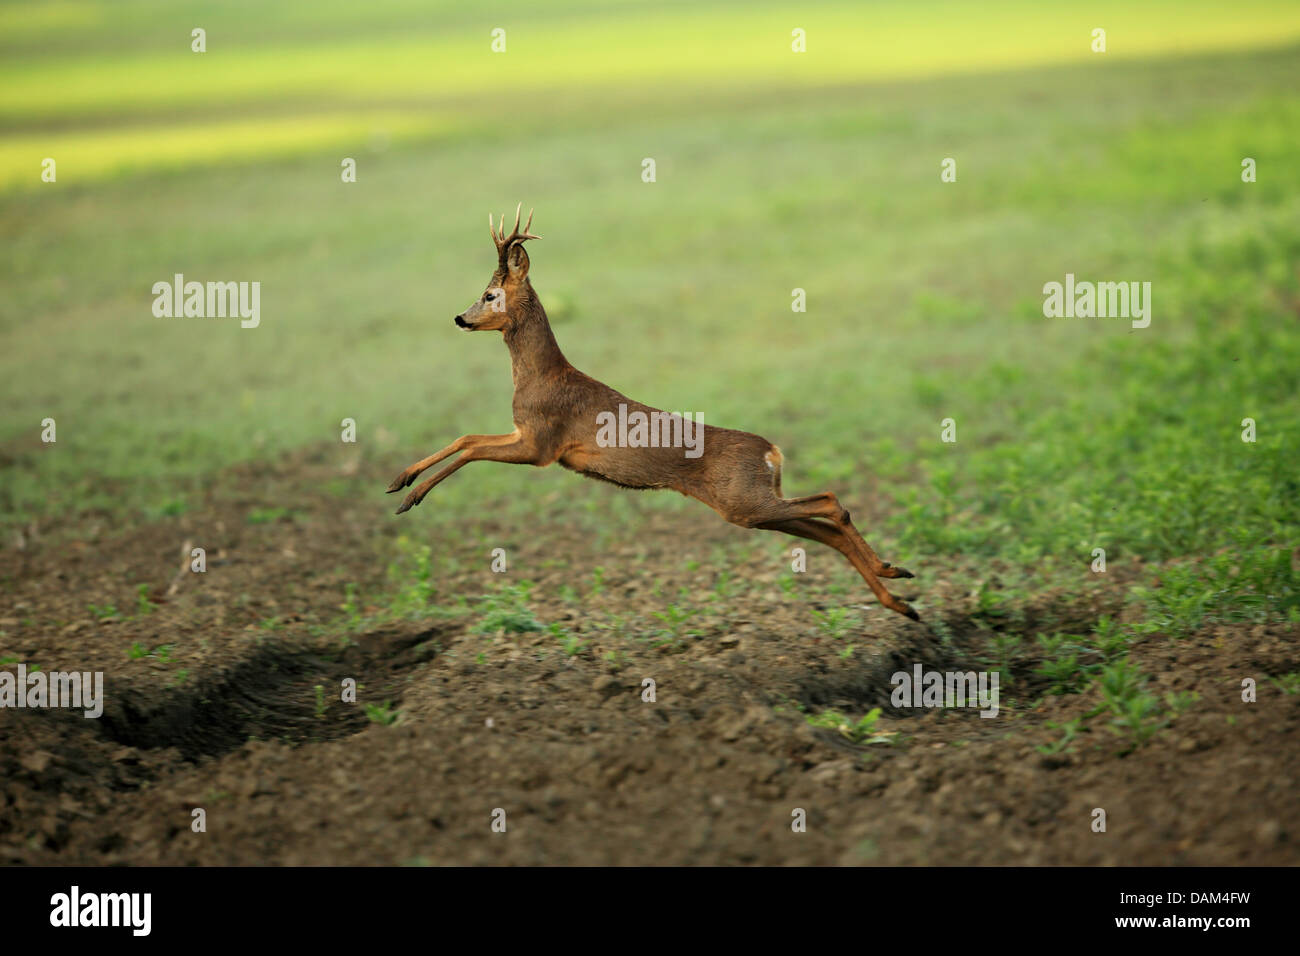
[388,207,920,620]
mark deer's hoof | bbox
[395,498,414,515]
[902,605,921,622]
[386,474,409,493]
[879,564,914,579]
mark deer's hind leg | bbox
[757,516,919,621]
[740,447,913,578]
[772,493,914,579]
[715,447,918,620]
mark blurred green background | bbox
[1,0,1297,588]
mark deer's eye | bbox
[484,291,496,302]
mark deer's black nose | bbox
[454,315,469,328]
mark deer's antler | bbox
[490,202,542,256]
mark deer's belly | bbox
[559,446,597,473]
[559,445,687,493]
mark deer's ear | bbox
[505,243,530,280]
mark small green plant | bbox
[1135,565,1215,637]
[88,602,120,621]
[987,632,1022,687]
[972,580,1013,623]
[314,684,326,718]
[927,614,956,649]
[1033,632,1091,695]
[340,582,363,630]
[805,707,894,745]
[546,621,577,654]
[364,701,399,725]
[1099,659,1165,751]
[1268,672,1300,695]
[130,642,173,662]
[472,583,545,635]
[1164,690,1200,714]
[145,497,189,519]
[650,604,698,646]
[387,536,437,616]
[811,605,853,641]
[135,584,155,616]
[1089,615,1131,661]
[711,570,737,599]
[1036,717,1084,755]
[247,506,295,524]
[1108,693,1164,751]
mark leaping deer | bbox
[387,206,920,620]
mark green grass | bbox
[806,706,894,745]
[246,507,299,525]
[470,583,546,635]
[1,1,1297,640]
[5,1,1298,165]
[363,700,399,726]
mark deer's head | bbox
[454,204,541,333]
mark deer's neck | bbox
[504,308,568,388]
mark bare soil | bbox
[2,447,1297,865]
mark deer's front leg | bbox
[394,431,537,515]
[386,432,520,493]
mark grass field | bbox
[1,1,1298,866]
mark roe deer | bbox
[387,206,920,620]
